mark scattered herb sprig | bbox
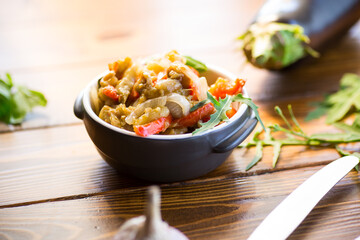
[0,73,47,124]
[306,73,360,123]
[183,56,264,135]
[241,105,360,171]
[241,74,360,171]
[193,92,264,135]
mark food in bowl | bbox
[95,50,253,137]
[74,53,260,181]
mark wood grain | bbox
[0,0,359,133]
[2,26,360,132]
[0,0,261,132]
[0,0,261,72]
[0,100,352,207]
[0,166,359,240]
[1,0,360,239]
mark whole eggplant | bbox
[240,0,360,70]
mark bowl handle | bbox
[74,91,84,120]
[213,111,258,153]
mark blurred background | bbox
[0,0,359,130]
[1,2,360,239]
[0,0,263,130]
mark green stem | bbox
[271,124,309,139]
[288,104,305,135]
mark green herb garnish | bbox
[0,73,47,124]
[190,99,209,112]
[233,93,265,131]
[241,104,360,171]
[193,93,232,135]
[184,56,208,73]
[192,92,264,135]
[306,73,360,123]
[242,73,360,171]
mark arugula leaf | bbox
[0,74,47,124]
[242,103,360,171]
[246,141,263,171]
[190,99,209,112]
[305,101,329,121]
[306,74,360,123]
[339,73,360,89]
[184,56,208,73]
[232,94,266,131]
[192,92,265,135]
[326,87,360,124]
[192,93,232,135]
[335,146,360,172]
[272,141,282,168]
[352,114,360,129]
[310,132,360,143]
[333,121,360,134]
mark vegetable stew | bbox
[96,50,245,137]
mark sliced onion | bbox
[90,85,103,115]
[125,96,167,125]
[194,77,209,101]
[165,93,190,118]
[155,79,182,93]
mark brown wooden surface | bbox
[0,0,360,239]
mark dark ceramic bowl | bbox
[74,65,257,182]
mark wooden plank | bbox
[0,125,147,207]
[0,0,260,132]
[1,26,359,132]
[0,166,358,240]
[0,0,261,72]
[2,37,360,133]
[0,1,359,134]
[0,17,360,132]
[0,105,351,207]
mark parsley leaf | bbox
[0,73,47,124]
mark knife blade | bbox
[248,156,359,240]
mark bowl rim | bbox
[82,64,250,140]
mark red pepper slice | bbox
[173,103,215,127]
[102,85,119,101]
[209,78,246,100]
[129,74,144,101]
[226,106,237,119]
[189,66,200,77]
[134,115,172,137]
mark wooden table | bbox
[1,1,359,239]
